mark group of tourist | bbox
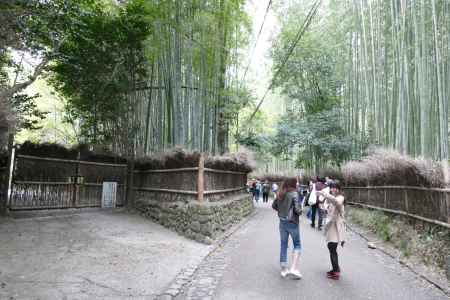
[248,179,278,203]
[269,176,345,281]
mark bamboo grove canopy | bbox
[269,0,450,170]
[19,0,251,156]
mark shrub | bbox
[347,207,450,271]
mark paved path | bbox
[179,201,448,300]
[0,209,211,300]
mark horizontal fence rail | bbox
[133,187,198,195]
[133,168,247,196]
[134,167,199,174]
[9,154,127,210]
[9,180,126,210]
[4,153,249,211]
[16,154,127,168]
[133,155,248,201]
[344,186,450,229]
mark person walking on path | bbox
[311,177,327,230]
[317,181,345,280]
[271,182,279,200]
[251,181,257,201]
[271,178,303,279]
[255,181,261,202]
[262,181,270,203]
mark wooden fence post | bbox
[445,191,449,224]
[1,133,14,215]
[404,189,409,214]
[72,152,80,207]
[197,153,204,202]
[125,155,135,208]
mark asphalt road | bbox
[214,201,448,300]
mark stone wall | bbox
[134,192,254,244]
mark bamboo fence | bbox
[344,186,450,229]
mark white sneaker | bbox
[280,268,289,278]
[289,269,303,280]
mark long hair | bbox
[277,178,297,201]
[330,180,344,199]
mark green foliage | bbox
[0,0,98,145]
[348,208,393,241]
[347,207,450,270]
[49,0,154,144]
[11,93,47,130]
[268,1,353,171]
[271,105,352,170]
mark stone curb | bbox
[346,221,450,297]
[155,209,259,300]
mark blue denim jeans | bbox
[279,219,302,268]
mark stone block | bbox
[198,213,212,223]
[200,223,214,236]
[190,221,201,232]
[203,236,213,245]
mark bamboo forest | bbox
[2,0,450,170]
[2,1,450,299]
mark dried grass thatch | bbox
[342,148,448,188]
[135,147,200,170]
[135,147,255,173]
[0,150,7,168]
[17,141,78,159]
[205,148,255,173]
[317,167,344,182]
[16,142,127,163]
[297,167,343,185]
[250,173,296,183]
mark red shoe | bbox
[327,271,340,280]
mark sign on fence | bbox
[102,182,117,208]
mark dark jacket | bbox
[272,191,302,224]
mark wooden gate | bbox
[9,155,127,210]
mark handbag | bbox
[308,184,317,206]
[287,196,300,222]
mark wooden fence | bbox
[2,152,248,211]
[133,154,248,202]
[8,155,127,210]
[344,186,450,229]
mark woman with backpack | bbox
[271,178,303,279]
[317,180,345,280]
